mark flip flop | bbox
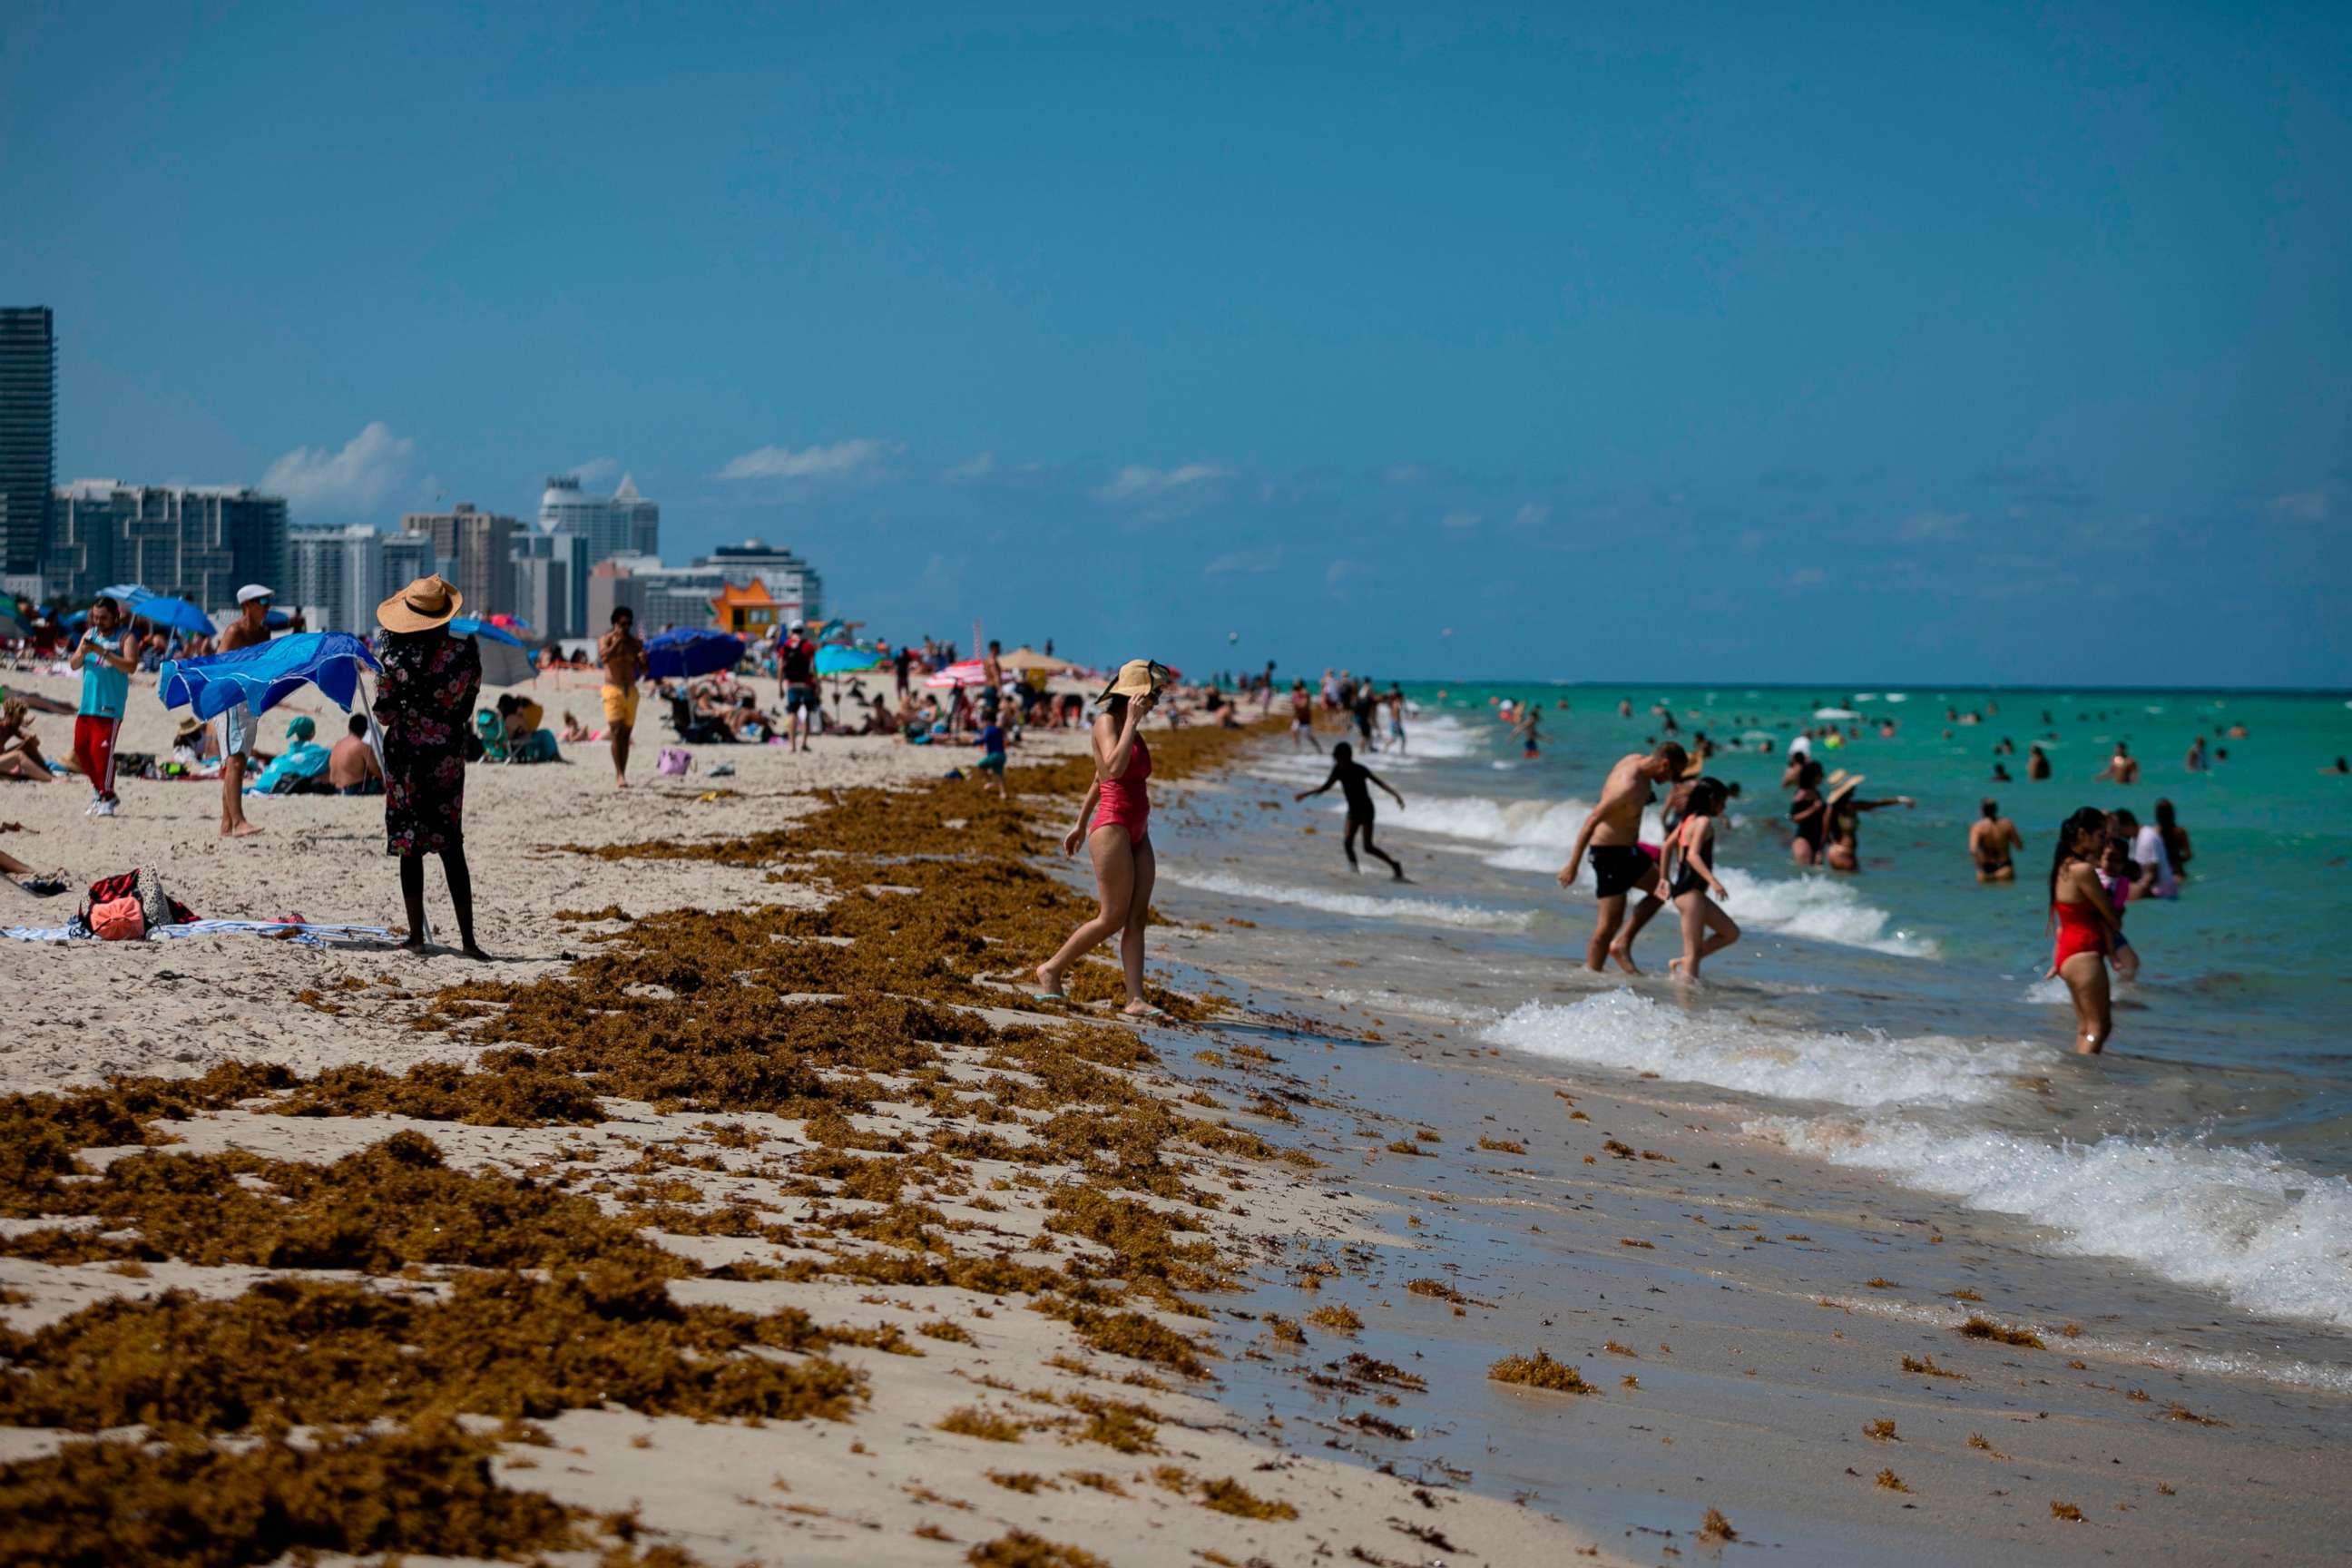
[1031,990,1068,1004]
[1120,1003,1170,1022]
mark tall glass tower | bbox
[0,307,56,591]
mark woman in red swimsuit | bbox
[1034,659,1171,1018]
[2046,806,2122,1054]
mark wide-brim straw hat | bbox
[377,574,463,633]
[1824,769,1866,804]
[1096,658,1173,702]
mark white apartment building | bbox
[286,524,436,634]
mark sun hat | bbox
[377,574,464,633]
[285,714,317,742]
[1096,659,1174,702]
[173,715,204,740]
[1824,770,1866,805]
[236,583,274,604]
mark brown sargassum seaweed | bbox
[0,720,1297,1563]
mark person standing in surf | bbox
[1295,740,1407,880]
[1560,740,1688,973]
[1661,777,1740,979]
[1969,798,2024,882]
[2047,806,2122,1054]
[1034,659,1171,1019]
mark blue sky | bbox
[5,3,2347,685]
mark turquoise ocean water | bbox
[1173,682,2352,1335]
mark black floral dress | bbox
[375,630,481,856]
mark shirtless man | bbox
[1968,798,2024,883]
[599,606,646,788]
[219,585,274,838]
[2093,740,2141,785]
[1288,679,1317,750]
[1560,741,1687,972]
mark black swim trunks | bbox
[1589,844,1654,899]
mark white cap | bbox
[789,620,806,632]
[237,583,275,604]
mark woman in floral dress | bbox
[374,575,487,958]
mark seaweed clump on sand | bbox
[0,1267,863,1435]
[0,1063,299,1212]
[1486,1349,1594,1395]
[1958,1315,2046,1349]
[0,1420,691,1568]
[965,1532,1110,1568]
[0,1131,681,1275]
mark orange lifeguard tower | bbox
[709,579,779,637]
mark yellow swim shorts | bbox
[602,683,641,727]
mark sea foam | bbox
[1162,869,1534,930]
[1754,1114,2352,1330]
[1481,990,2031,1109]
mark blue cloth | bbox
[451,616,525,648]
[77,632,131,719]
[645,629,746,680]
[976,722,1005,753]
[250,740,331,794]
[161,632,382,722]
[815,644,881,675]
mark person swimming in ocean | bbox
[1969,797,2024,883]
[1560,740,1688,973]
[1295,740,1407,880]
[2028,743,2052,780]
[1661,776,1740,980]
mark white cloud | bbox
[1205,546,1282,576]
[1093,462,1229,504]
[261,421,416,518]
[1325,557,1369,593]
[1785,565,1827,589]
[568,456,621,485]
[1512,504,1549,529]
[1384,464,1426,485]
[1441,509,1483,531]
[941,451,996,483]
[2268,486,2329,523]
[717,438,897,482]
[1895,509,1970,542]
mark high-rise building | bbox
[512,527,589,637]
[287,524,437,634]
[508,551,571,642]
[402,503,517,619]
[540,472,658,565]
[49,481,287,610]
[0,307,57,595]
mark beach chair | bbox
[667,694,734,746]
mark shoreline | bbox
[0,695,2343,1563]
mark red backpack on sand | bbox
[77,867,198,938]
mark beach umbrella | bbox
[129,596,219,636]
[998,646,1074,674]
[264,608,293,630]
[644,628,745,680]
[814,644,881,676]
[455,622,537,688]
[96,583,151,605]
[488,612,533,633]
[161,631,383,721]
[0,603,26,638]
[453,615,525,648]
[923,658,990,690]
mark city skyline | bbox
[4,5,2347,684]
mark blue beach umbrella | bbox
[451,615,525,648]
[645,628,745,680]
[815,644,882,675]
[129,595,217,636]
[161,632,383,721]
[96,583,151,605]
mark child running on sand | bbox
[972,718,1010,799]
[1295,740,1407,879]
[1661,777,1740,978]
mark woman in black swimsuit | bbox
[1296,740,1407,879]
[1788,760,1828,866]
[1662,778,1740,979]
